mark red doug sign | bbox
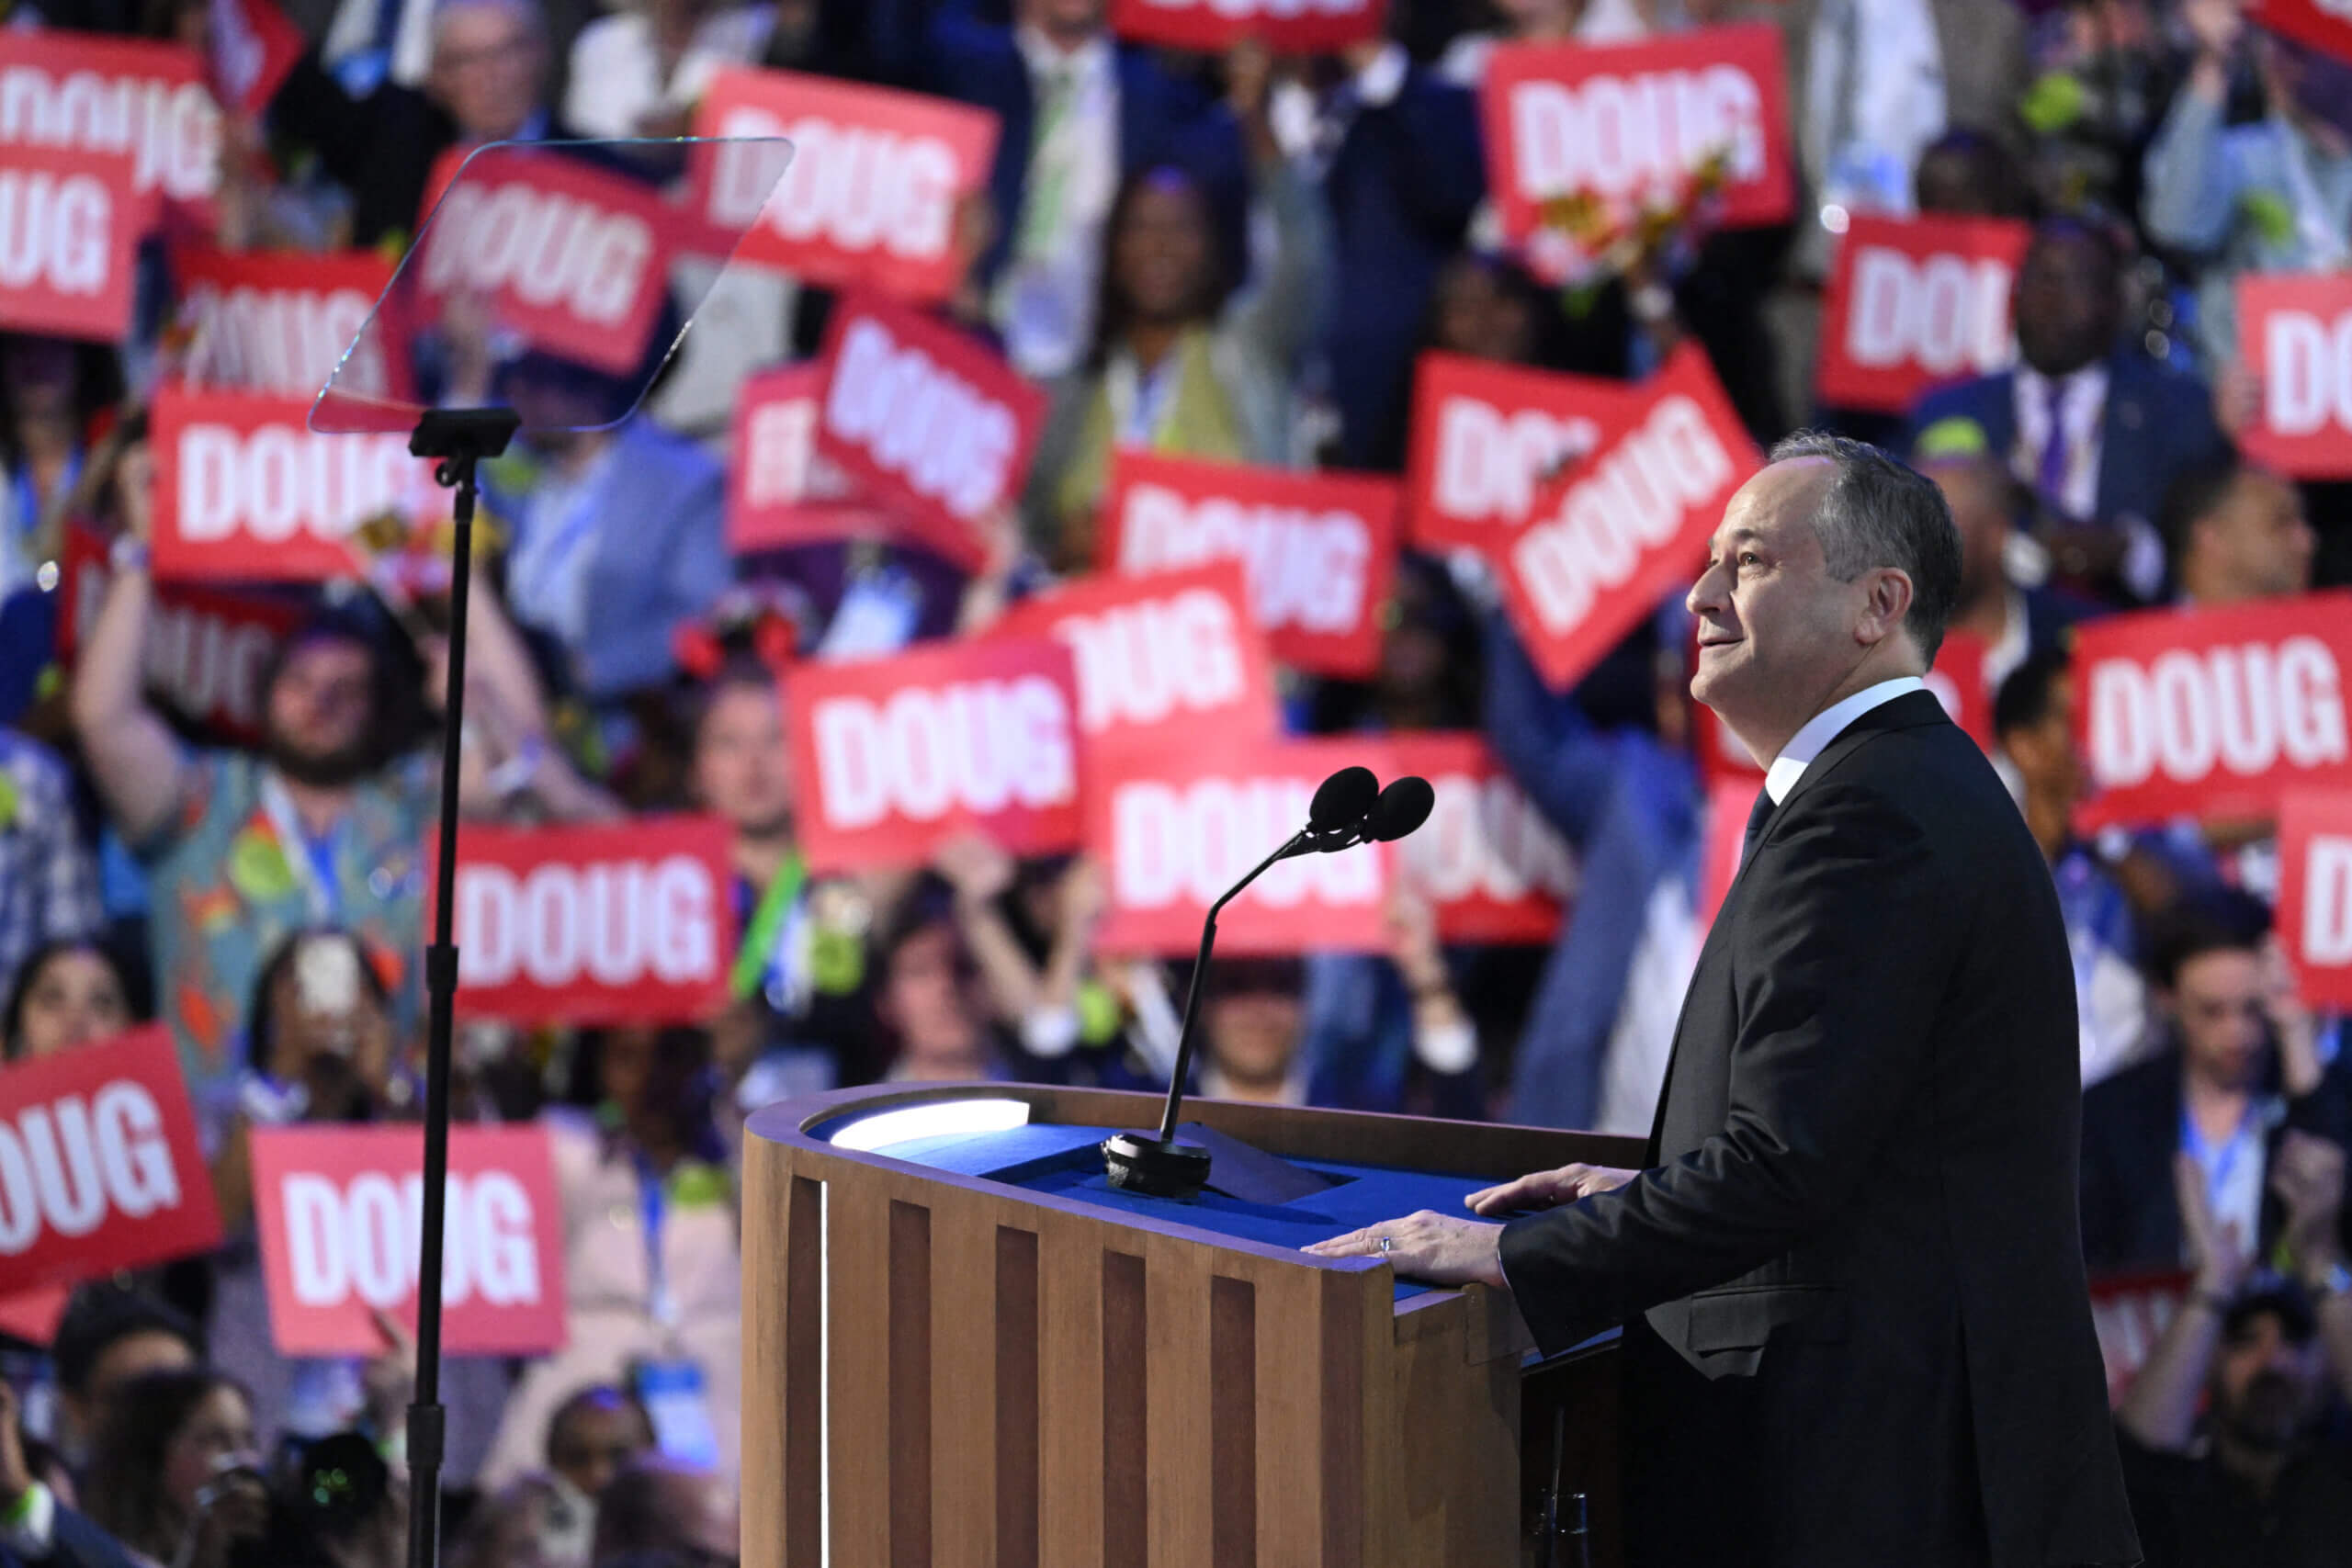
[991,562,1280,747]
[1405,354,1634,554]
[694,68,998,304]
[250,1125,565,1356]
[727,362,902,555]
[58,524,300,745]
[2073,593,2352,830]
[2278,790,2352,1010]
[1089,737,1390,955]
[1385,734,1574,945]
[1107,0,1385,51]
[437,817,735,1025]
[1481,26,1792,266]
[0,1027,220,1292]
[0,144,144,341]
[205,0,303,116]
[0,31,221,215]
[1817,213,2028,413]
[1503,344,1759,691]
[2239,274,2352,479]
[175,245,396,398]
[2252,0,2352,68]
[1100,453,1400,677]
[414,146,674,379]
[151,388,445,582]
[814,292,1046,571]
[789,636,1083,874]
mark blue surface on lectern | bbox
[844,1121,1494,1303]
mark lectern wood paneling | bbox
[741,1083,1639,1568]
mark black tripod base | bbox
[1102,1133,1212,1199]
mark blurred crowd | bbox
[5,0,2352,1563]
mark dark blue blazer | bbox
[1905,350,2225,532]
[873,1,1245,292]
[1320,65,1486,470]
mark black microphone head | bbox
[1366,776,1435,842]
[1307,765,1380,831]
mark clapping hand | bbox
[2175,1151,2252,1302]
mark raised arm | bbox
[68,446,194,844]
[2142,0,2246,256]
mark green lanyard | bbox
[729,852,807,1001]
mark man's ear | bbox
[1857,568,1917,648]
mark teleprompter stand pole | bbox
[403,407,520,1568]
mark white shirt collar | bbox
[1016,25,1112,84]
[1762,676,1925,803]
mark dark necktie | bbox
[1742,787,1778,863]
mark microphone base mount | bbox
[1101,1132,1213,1200]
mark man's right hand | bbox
[1465,1164,1639,1217]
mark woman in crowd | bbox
[3,938,138,1061]
[873,889,1012,1083]
[481,1024,741,1490]
[82,1369,266,1568]
[1024,39,1329,569]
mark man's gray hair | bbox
[1768,431,1963,662]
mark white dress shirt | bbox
[2011,363,2109,524]
[1762,676,1926,804]
[993,28,1120,379]
[564,6,778,140]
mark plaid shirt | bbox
[0,730,105,1007]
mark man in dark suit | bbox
[266,0,591,246]
[1906,218,2224,604]
[1312,434,2140,1566]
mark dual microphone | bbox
[1101,761,1437,1201]
[1288,764,1436,859]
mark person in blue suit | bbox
[870,0,1246,382]
[1906,217,2225,604]
[1288,36,1486,469]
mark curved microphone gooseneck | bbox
[1100,766,1429,1199]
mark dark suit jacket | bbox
[1317,63,1484,469]
[876,4,1245,294]
[1499,692,2139,1568]
[267,57,612,248]
[1905,350,2226,535]
[2080,1046,2352,1274]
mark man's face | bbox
[2212,1310,2324,1453]
[2193,468,2315,603]
[1688,459,1874,748]
[432,2,545,143]
[549,1397,652,1501]
[265,637,377,784]
[2002,674,2084,804]
[2169,949,2267,1089]
[693,682,793,840]
[2013,230,2118,378]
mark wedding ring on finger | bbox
[1377,1235,1395,1254]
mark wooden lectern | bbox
[741,1083,1642,1568]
